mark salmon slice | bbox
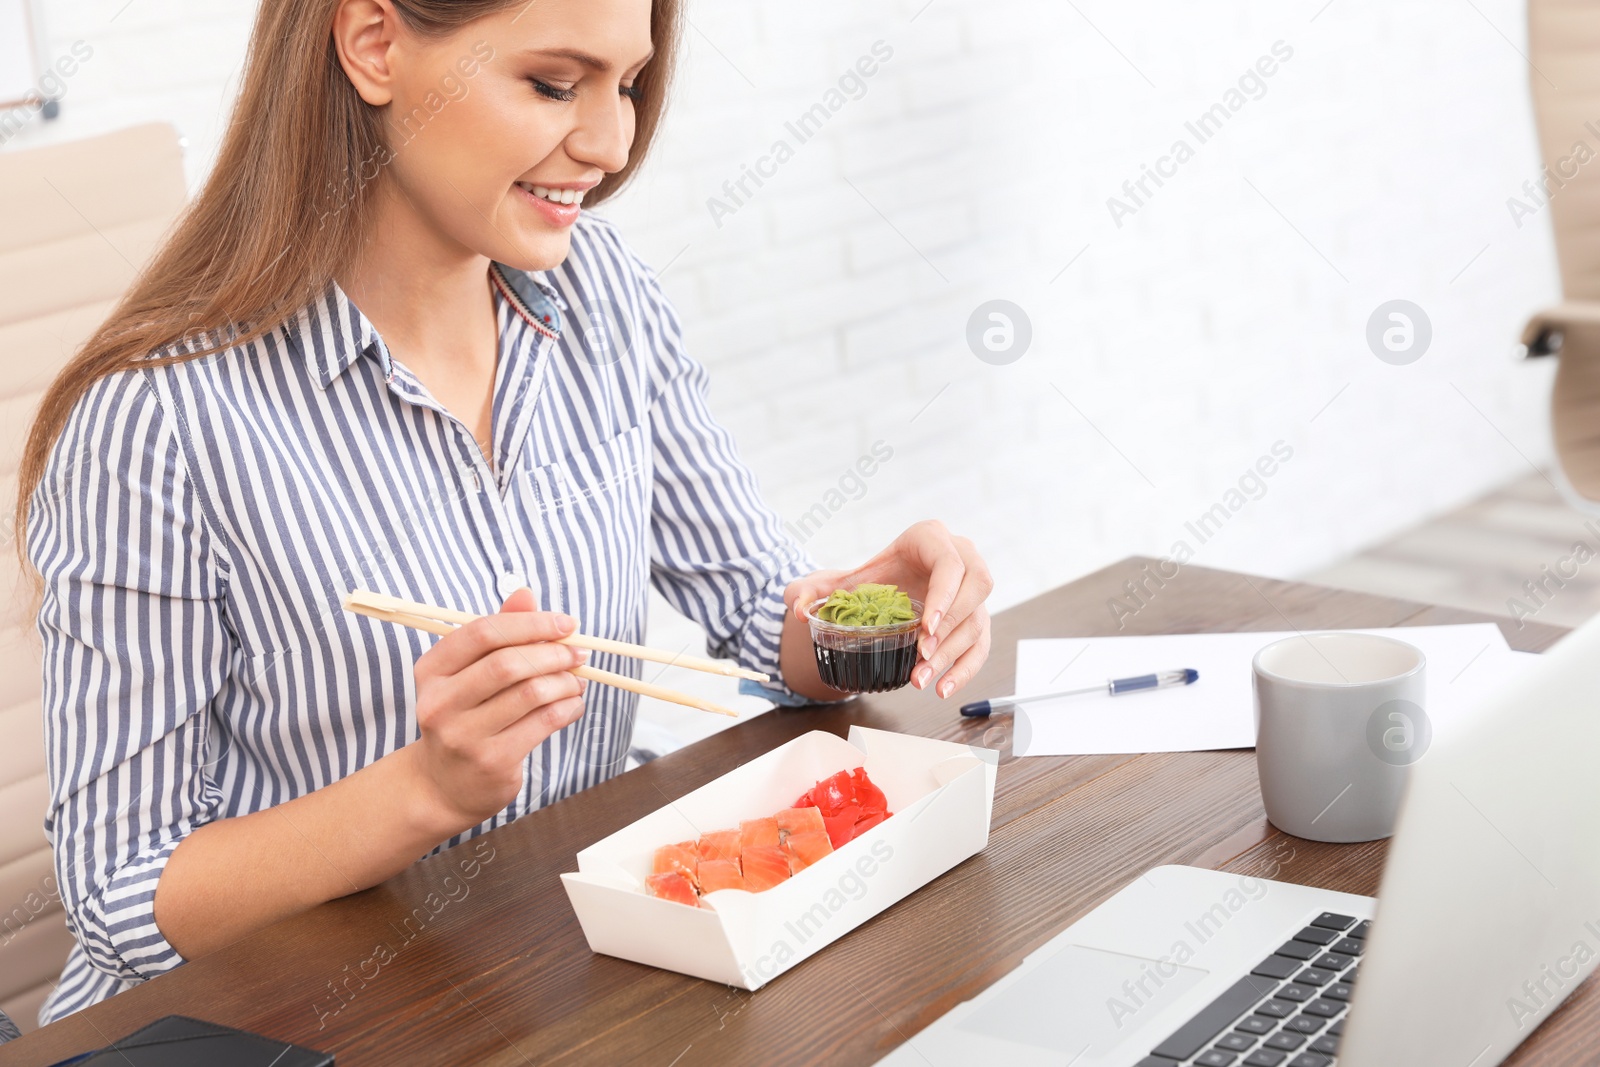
[697,858,746,894]
[782,829,833,873]
[652,841,699,889]
[645,870,699,907]
[775,806,826,839]
[697,829,741,862]
[739,817,780,851]
[741,845,792,892]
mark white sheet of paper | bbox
[1011,624,1537,757]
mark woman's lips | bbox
[514,182,581,227]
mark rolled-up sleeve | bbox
[619,245,835,707]
[26,368,231,981]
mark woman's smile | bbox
[514,179,594,227]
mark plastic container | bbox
[802,596,923,693]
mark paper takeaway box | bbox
[561,726,998,990]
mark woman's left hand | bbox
[787,520,994,698]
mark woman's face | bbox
[338,0,654,272]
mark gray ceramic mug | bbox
[1252,632,1429,843]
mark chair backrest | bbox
[1527,2,1600,505]
[0,122,186,1031]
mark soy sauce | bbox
[813,641,918,693]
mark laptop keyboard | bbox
[1136,911,1369,1067]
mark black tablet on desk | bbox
[48,1015,333,1066]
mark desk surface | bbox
[4,558,1588,1066]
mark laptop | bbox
[878,612,1600,1067]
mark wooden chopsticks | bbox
[342,588,762,718]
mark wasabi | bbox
[815,583,917,627]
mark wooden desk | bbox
[4,559,1590,1065]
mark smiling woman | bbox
[12,0,994,1029]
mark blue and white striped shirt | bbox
[26,214,817,1024]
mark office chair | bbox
[0,122,186,1031]
[1521,0,1600,508]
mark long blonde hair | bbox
[11,0,679,600]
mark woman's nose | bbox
[567,91,634,175]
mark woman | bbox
[14,0,993,1024]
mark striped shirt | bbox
[26,213,819,1024]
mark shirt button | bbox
[497,572,526,599]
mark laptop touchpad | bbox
[956,944,1208,1056]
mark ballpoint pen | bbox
[959,668,1199,718]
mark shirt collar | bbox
[490,261,566,343]
[289,265,566,391]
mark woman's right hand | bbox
[407,587,589,833]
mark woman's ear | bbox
[332,0,402,107]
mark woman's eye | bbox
[530,79,578,102]
[620,84,642,101]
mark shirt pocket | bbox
[524,423,651,639]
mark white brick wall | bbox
[3,0,1565,742]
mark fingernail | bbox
[938,679,953,698]
[574,648,590,663]
[577,676,589,690]
[927,611,942,634]
[920,636,937,660]
[558,615,577,633]
[915,665,933,688]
